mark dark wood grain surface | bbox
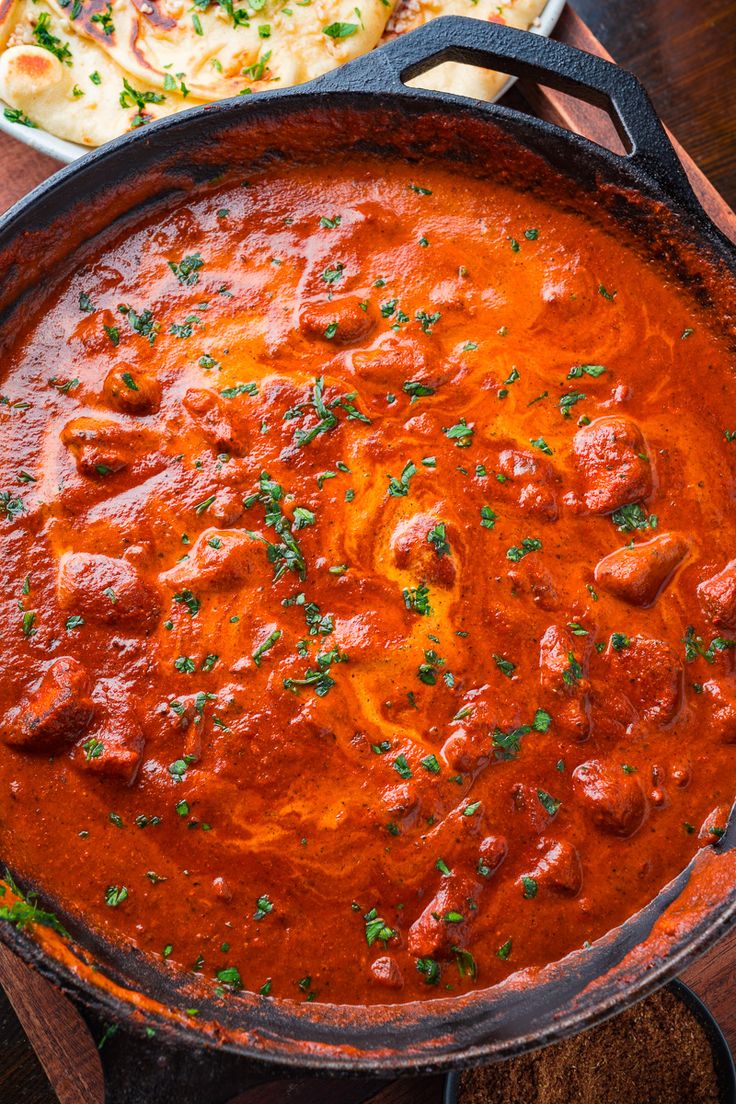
[0,2,735,1102]
[572,0,736,208]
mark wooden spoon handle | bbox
[0,943,103,1103]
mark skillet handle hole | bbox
[504,78,628,157]
[399,58,628,158]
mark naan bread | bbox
[0,0,548,148]
[0,0,398,143]
[0,0,202,143]
[41,0,398,101]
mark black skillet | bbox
[1,16,736,1104]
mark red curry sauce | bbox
[1,158,735,1006]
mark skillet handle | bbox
[314,15,698,215]
[80,1005,270,1104]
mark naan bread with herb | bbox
[0,0,191,143]
[382,0,548,101]
[0,0,549,148]
[0,0,398,145]
[0,1,191,145]
[40,0,398,101]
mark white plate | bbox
[0,0,567,165]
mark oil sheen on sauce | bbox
[1,157,735,1006]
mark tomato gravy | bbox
[1,157,735,1005]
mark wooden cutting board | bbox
[0,5,735,1103]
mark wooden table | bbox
[0,3,735,1102]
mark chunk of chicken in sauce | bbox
[75,711,145,786]
[573,759,648,838]
[408,872,483,959]
[103,364,162,416]
[605,635,683,725]
[571,416,654,514]
[299,296,377,346]
[182,388,250,456]
[508,565,560,611]
[390,511,456,588]
[498,448,559,521]
[423,802,507,873]
[351,330,443,390]
[2,658,94,752]
[369,956,404,991]
[698,560,736,631]
[57,552,161,632]
[159,528,258,591]
[702,680,736,744]
[61,416,156,478]
[594,533,688,607]
[520,838,583,896]
[538,625,590,742]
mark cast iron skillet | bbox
[1,17,736,1104]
